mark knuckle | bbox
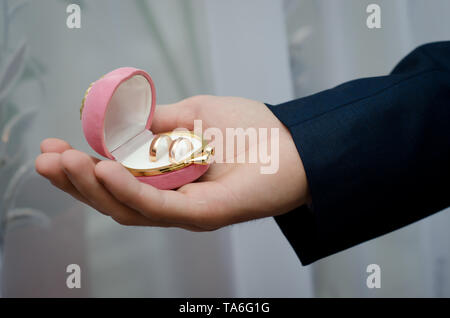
[61,150,88,172]
[178,200,218,230]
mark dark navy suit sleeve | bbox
[266,41,450,266]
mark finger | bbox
[35,153,91,205]
[60,149,152,222]
[60,149,199,229]
[94,160,210,228]
[40,138,101,164]
[40,138,72,154]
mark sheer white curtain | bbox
[1,0,313,297]
[204,0,313,297]
[285,0,450,297]
[3,0,447,298]
[2,0,233,297]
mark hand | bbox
[35,95,310,231]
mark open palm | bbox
[35,95,309,231]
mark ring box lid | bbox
[81,67,156,160]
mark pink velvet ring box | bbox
[80,67,213,190]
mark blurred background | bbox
[0,0,448,297]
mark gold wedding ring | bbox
[168,137,193,163]
[130,131,214,176]
[149,134,172,162]
[149,135,194,163]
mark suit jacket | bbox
[266,41,450,265]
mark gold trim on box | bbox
[124,131,214,177]
[80,81,94,119]
[80,75,104,119]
